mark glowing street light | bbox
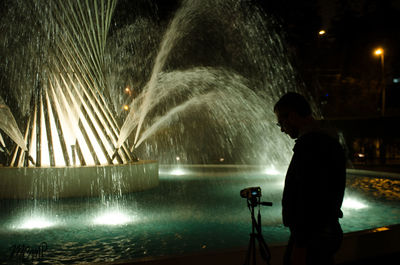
[124,86,131,95]
[374,48,383,56]
[318,30,326,36]
[373,47,385,116]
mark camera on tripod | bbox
[241,187,273,207]
[240,186,272,265]
[240,187,261,200]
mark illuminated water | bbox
[1,167,399,264]
[0,0,301,167]
[1,1,399,263]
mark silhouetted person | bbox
[274,92,346,265]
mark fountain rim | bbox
[0,160,159,199]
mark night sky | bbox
[256,0,400,117]
[134,0,400,109]
[1,0,399,117]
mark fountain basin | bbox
[0,161,159,199]
[0,166,399,265]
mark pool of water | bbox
[1,166,399,264]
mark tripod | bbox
[243,197,272,265]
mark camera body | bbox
[240,187,262,199]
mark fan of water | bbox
[0,0,302,167]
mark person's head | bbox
[274,92,313,139]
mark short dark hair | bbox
[274,92,312,117]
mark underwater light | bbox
[342,197,368,210]
[264,166,280,175]
[170,168,186,176]
[93,210,132,225]
[17,216,55,229]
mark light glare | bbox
[374,48,383,56]
[264,166,280,175]
[343,197,368,210]
[171,168,186,176]
[93,210,131,225]
[17,216,55,229]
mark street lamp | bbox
[374,47,385,116]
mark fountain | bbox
[0,0,301,198]
[0,0,159,198]
[1,0,399,264]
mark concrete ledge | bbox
[0,161,159,199]
[336,224,400,264]
[346,168,400,179]
[104,225,400,265]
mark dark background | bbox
[134,0,400,119]
[259,0,400,119]
[257,0,400,169]
[141,0,400,169]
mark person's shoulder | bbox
[303,120,340,140]
[296,128,340,149]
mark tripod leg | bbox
[256,233,271,265]
[254,215,271,265]
[244,233,257,265]
[252,234,257,265]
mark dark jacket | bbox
[282,129,346,245]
